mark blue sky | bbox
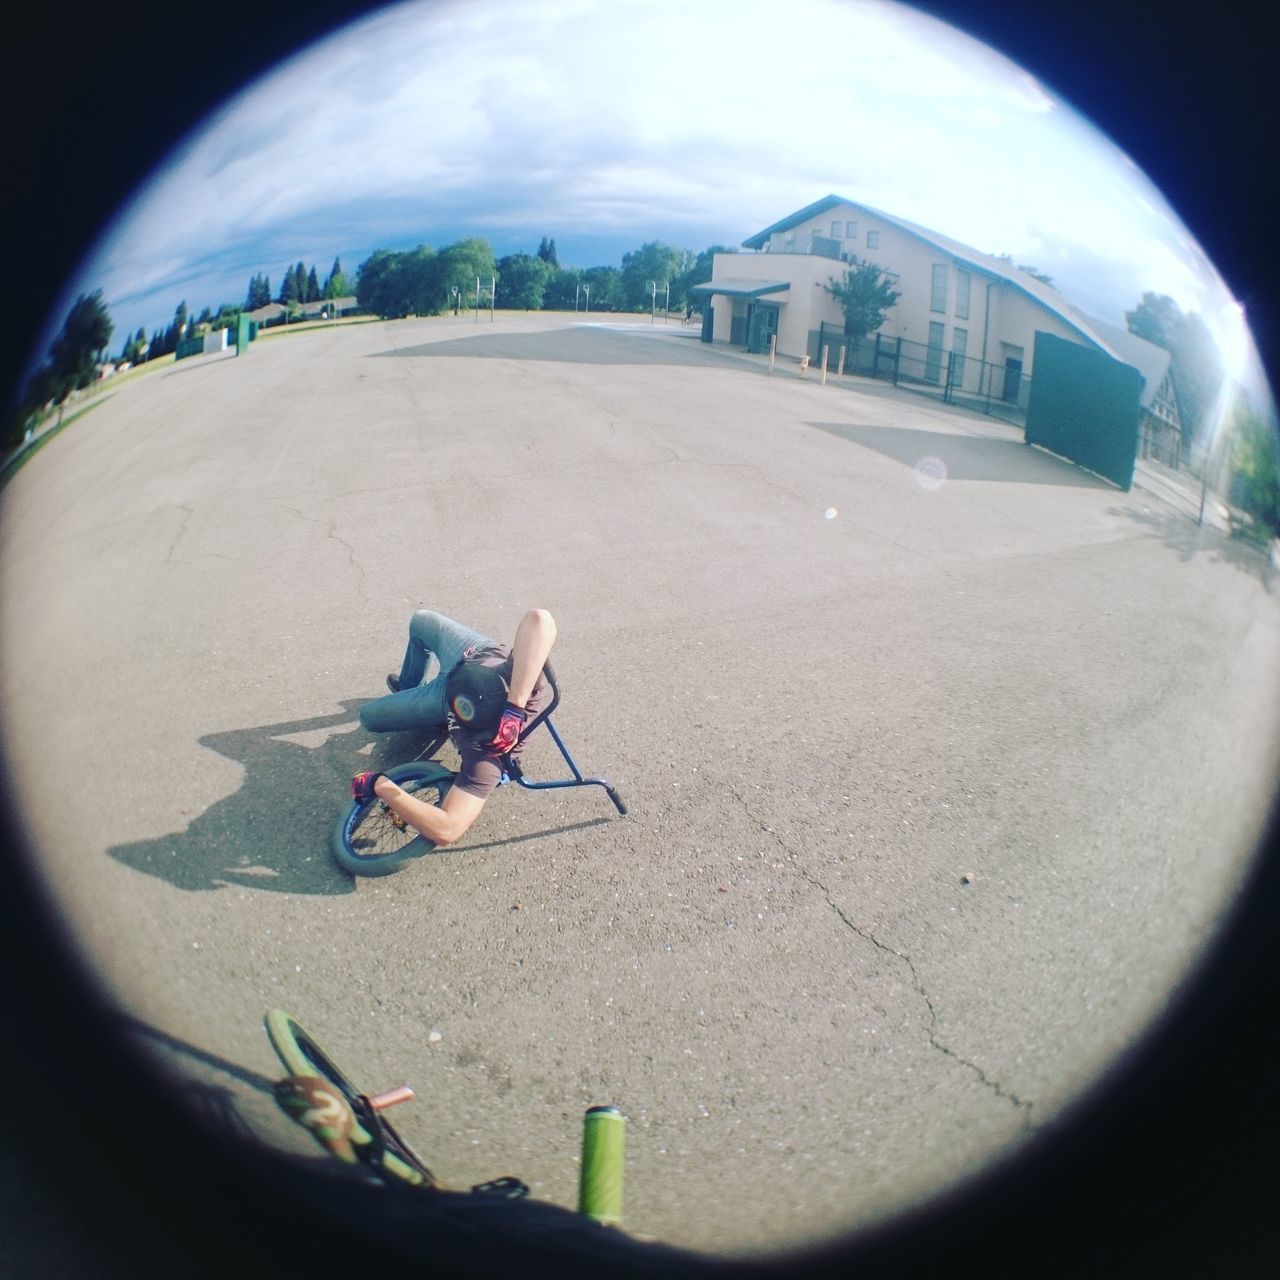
[51,0,1267,400]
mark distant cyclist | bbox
[351,608,556,847]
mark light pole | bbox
[663,280,670,324]
[584,283,590,315]
[649,280,656,324]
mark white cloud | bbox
[63,0,1255,385]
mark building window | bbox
[925,321,945,382]
[956,269,970,320]
[950,327,968,387]
[865,230,878,248]
[931,264,948,313]
[831,220,843,239]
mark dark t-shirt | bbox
[449,643,551,800]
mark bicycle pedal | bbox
[470,1176,529,1199]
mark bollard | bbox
[821,344,829,385]
[769,333,777,374]
[837,346,846,381]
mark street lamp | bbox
[649,280,656,324]
[584,283,590,315]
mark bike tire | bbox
[264,1010,436,1187]
[331,761,456,878]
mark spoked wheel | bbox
[264,1010,436,1186]
[331,761,455,878]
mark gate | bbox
[1024,331,1141,490]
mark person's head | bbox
[445,657,510,733]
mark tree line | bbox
[7,244,1274,537]
[354,236,730,319]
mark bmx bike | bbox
[265,1009,626,1226]
[332,661,626,878]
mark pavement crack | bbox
[281,505,369,601]
[724,780,1034,1121]
[165,503,195,563]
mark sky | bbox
[50,0,1268,401]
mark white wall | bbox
[718,200,1106,371]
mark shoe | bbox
[386,674,402,693]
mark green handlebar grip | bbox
[578,1105,625,1225]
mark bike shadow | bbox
[106,700,445,896]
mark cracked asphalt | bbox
[2,312,1278,1258]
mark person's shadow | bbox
[107,701,447,895]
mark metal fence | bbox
[816,324,1032,425]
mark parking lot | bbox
[2,312,1277,1257]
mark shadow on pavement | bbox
[372,325,722,367]
[106,700,441,896]
[119,1014,279,1095]
[106,703,618,894]
[810,420,1112,488]
[1111,502,1276,590]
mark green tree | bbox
[306,265,320,302]
[323,257,348,298]
[1125,292,1223,447]
[437,238,497,310]
[543,266,582,311]
[824,257,902,342]
[1227,401,1280,535]
[496,253,553,310]
[280,265,299,305]
[49,291,114,396]
[246,273,271,310]
[537,236,559,266]
[580,265,622,311]
[672,245,733,307]
[619,241,686,311]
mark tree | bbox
[280,265,299,305]
[357,251,401,316]
[580,265,622,311]
[496,253,553,310]
[537,236,558,266]
[323,258,348,298]
[306,265,320,302]
[17,290,116,427]
[543,266,582,311]
[1227,400,1280,535]
[824,257,901,342]
[1126,292,1224,447]
[619,241,686,311]
[436,238,497,309]
[245,273,272,310]
[673,245,733,307]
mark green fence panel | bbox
[1025,331,1141,491]
[174,335,204,361]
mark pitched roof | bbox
[742,193,1154,367]
[1079,317,1174,408]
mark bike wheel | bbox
[264,1010,436,1187]
[331,761,455,878]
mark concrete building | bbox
[694,194,1179,437]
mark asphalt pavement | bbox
[2,312,1278,1259]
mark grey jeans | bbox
[358,610,493,733]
